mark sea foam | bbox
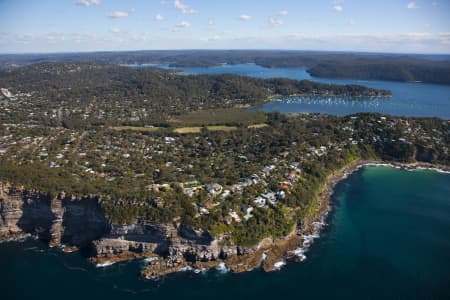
[96,261,114,268]
[273,261,286,270]
[215,262,229,273]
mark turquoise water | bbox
[2,166,450,299]
[143,63,450,119]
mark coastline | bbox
[310,159,450,230]
[278,160,450,267]
[146,159,450,277]
[1,160,449,279]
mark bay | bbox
[2,166,450,300]
[140,63,450,119]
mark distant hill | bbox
[1,50,449,85]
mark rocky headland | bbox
[1,160,448,279]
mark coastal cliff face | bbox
[0,182,268,278]
[0,183,110,246]
[0,184,54,241]
[92,221,256,277]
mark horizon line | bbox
[1,49,450,56]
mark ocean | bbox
[2,166,450,300]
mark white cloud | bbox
[174,0,197,14]
[76,0,101,6]
[208,19,215,26]
[110,27,121,33]
[282,32,450,53]
[208,35,220,41]
[176,21,191,28]
[45,33,66,42]
[155,14,165,21]
[2,31,450,54]
[407,2,419,9]
[239,14,252,21]
[334,5,343,12]
[278,10,289,16]
[268,18,283,27]
[107,11,129,18]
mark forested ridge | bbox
[1,50,449,84]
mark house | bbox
[147,184,160,192]
[228,210,241,223]
[243,214,253,221]
[221,189,231,198]
[159,184,171,191]
[280,183,291,191]
[147,183,170,192]
[1,88,14,98]
[241,178,253,186]
[242,206,254,215]
[204,199,216,209]
[152,198,165,208]
[250,174,261,184]
[276,190,286,199]
[224,215,233,225]
[286,170,298,182]
[254,196,266,208]
[184,186,203,197]
[261,192,277,204]
[205,183,223,196]
[199,206,209,215]
[289,162,301,170]
[164,137,175,144]
[261,165,276,176]
[232,178,252,191]
[280,151,289,158]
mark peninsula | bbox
[0,62,448,279]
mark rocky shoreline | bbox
[115,160,450,278]
[1,160,448,279]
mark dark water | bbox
[2,166,450,300]
[139,63,450,119]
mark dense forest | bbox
[307,58,450,84]
[1,50,449,84]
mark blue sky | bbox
[0,0,449,53]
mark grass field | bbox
[170,108,267,126]
[248,123,268,129]
[174,126,238,134]
[112,126,160,132]
[173,127,202,134]
[207,125,238,132]
[112,109,268,135]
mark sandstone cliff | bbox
[0,182,110,247]
[0,182,263,278]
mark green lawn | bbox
[112,126,161,132]
[170,108,267,126]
